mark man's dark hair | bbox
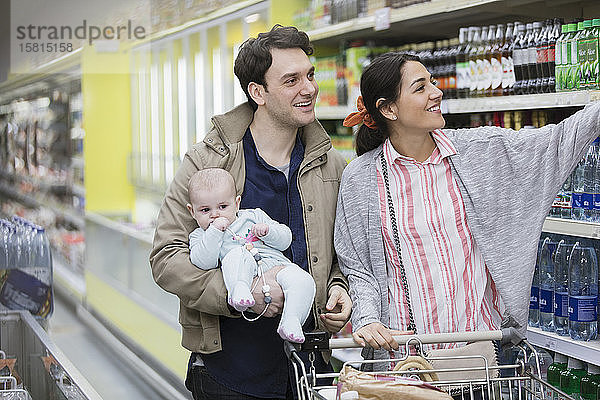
[234,25,313,111]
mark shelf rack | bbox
[317,91,600,120]
[527,328,600,365]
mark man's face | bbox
[261,47,319,129]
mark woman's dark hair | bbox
[234,25,313,111]
[355,52,420,156]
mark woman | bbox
[334,52,600,355]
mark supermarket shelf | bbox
[306,0,500,42]
[316,91,600,120]
[542,217,600,239]
[443,91,600,113]
[72,184,86,198]
[527,327,600,365]
[0,180,84,229]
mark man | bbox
[150,25,351,399]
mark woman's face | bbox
[391,61,445,133]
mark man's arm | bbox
[149,152,236,317]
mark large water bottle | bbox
[529,240,541,327]
[583,138,600,221]
[0,223,53,319]
[538,238,556,332]
[568,242,598,341]
[572,158,586,220]
[554,240,572,336]
[7,221,21,270]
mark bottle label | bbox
[548,46,556,65]
[0,269,52,318]
[469,60,478,91]
[554,291,568,317]
[530,286,539,309]
[582,192,593,210]
[572,192,583,209]
[562,42,569,65]
[568,295,598,322]
[491,58,502,89]
[537,45,549,64]
[528,47,538,64]
[539,288,553,313]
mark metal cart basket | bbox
[0,310,101,400]
[285,329,576,400]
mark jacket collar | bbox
[209,102,332,160]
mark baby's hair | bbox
[188,168,236,204]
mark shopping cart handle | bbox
[500,327,525,346]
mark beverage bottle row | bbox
[455,19,564,98]
[529,234,598,342]
[548,356,600,400]
[551,137,600,221]
[556,19,600,92]
[0,216,53,318]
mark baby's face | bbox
[189,185,239,230]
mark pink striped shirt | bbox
[377,131,504,349]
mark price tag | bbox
[590,91,600,103]
[592,226,600,239]
[543,337,557,351]
[374,7,391,31]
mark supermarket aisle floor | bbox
[47,294,167,400]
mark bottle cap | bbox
[554,352,568,363]
[588,363,600,375]
[567,357,584,370]
[583,20,592,28]
[593,19,600,27]
[568,24,577,32]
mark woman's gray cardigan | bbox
[334,102,600,342]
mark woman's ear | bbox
[248,82,266,106]
[376,98,398,121]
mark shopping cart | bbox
[285,329,576,400]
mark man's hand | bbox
[352,322,413,351]
[319,286,351,333]
[251,223,269,237]
[212,217,230,231]
[249,265,284,317]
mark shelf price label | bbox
[374,7,390,31]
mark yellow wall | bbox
[270,0,307,26]
[82,45,135,213]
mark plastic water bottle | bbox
[568,242,598,341]
[554,240,572,336]
[583,138,600,221]
[529,240,541,327]
[572,158,586,220]
[0,222,53,319]
[538,238,556,332]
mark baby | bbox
[186,168,316,343]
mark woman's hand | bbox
[352,322,413,351]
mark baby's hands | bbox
[211,217,230,231]
[251,223,269,237]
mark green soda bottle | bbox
[581,20,593,89]
[556,24,569,92]
[560,358,587,400]
[546,352,567,399]
[581,363,600,400]
[575,21,588,90]
[591,19,600,90]
[566,23,578,91]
